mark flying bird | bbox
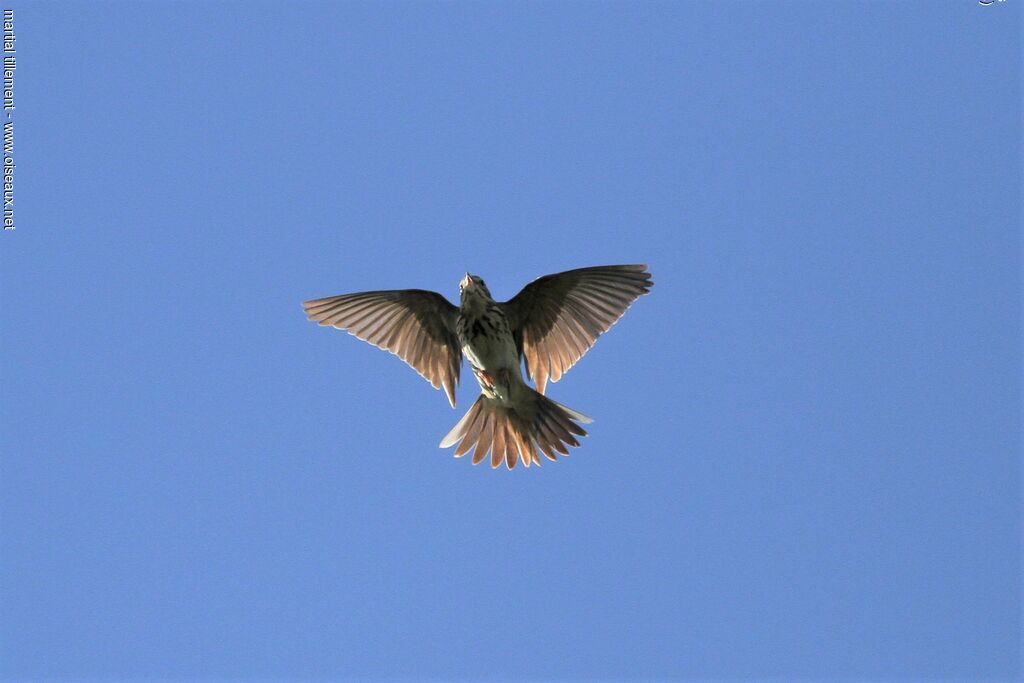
[302,265,653,469]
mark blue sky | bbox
[1,1,1020,680]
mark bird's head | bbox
[459,273,492,303]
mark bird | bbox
[302,265,653,470]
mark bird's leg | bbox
[473,366,512,402]
[471,364,495,389]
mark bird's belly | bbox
[463,337,521,403]
[462,335,519,374]
[457,310,522,401]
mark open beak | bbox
[460,273,472,290]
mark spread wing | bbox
[303,289,462,407]
[501,265,652,394]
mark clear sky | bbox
[1,1,1020,680]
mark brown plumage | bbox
[303,265,652,469]
[502,265,653,394]
[302,289,461,407]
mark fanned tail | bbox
[439,388,592,470]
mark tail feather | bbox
[452,405,485,457]
[471,409,494,465]
[553,400,594,427]
[439,388,591,470]
[489,418,503,469]
[439,404,478,448]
